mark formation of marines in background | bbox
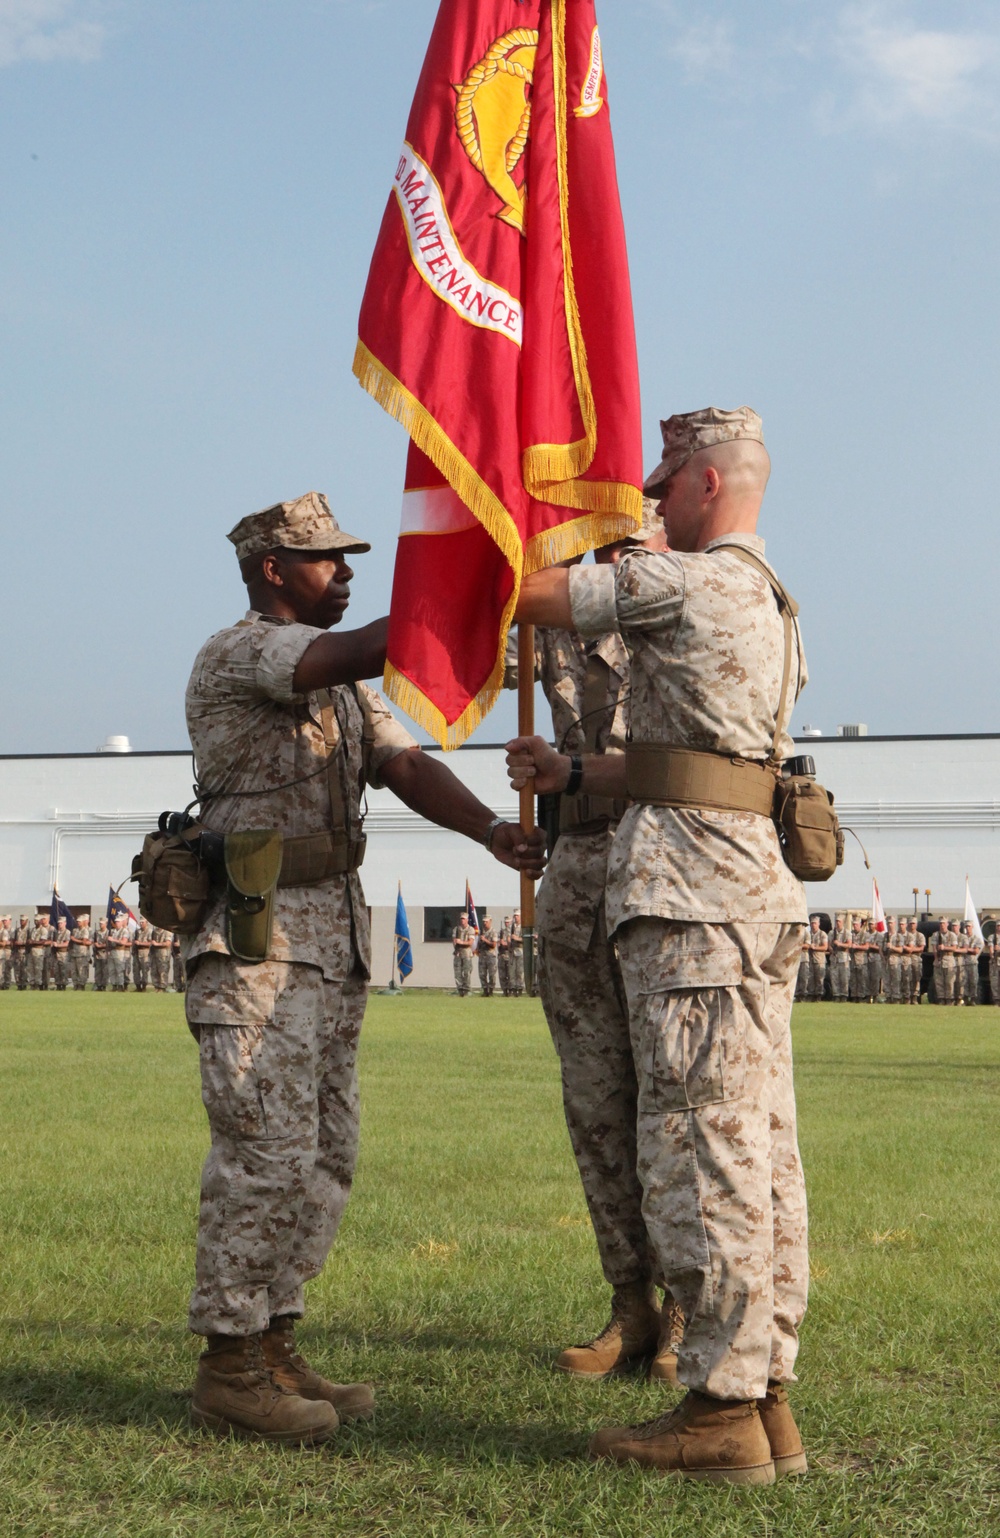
[797,914,995,1004]
[0,912,185,992]
[451,909,525,997]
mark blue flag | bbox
[395,885,413,982]
[107,886,136,931]
[50,889,77,929]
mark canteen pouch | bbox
[132,827,212,935]
[224,829,283,964]
[774,777,844,883]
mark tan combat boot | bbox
[648,1296,684,1385]
[757,1382,808,1476]
[589,1391,775,1484]
[554,1282,660,1378]
[191,1332,339,1445]
[263,1316,376,1421]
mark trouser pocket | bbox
[633,925,746,1114]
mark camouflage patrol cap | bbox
[228,491,371,564]
[643,406,766,496]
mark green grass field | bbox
[1,991,998,1537]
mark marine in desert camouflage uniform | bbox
[150,926,172,991]
[987,928,1000,1004]
[512,408,810,1482]
[451,914,474,996]
[51,917,73,989]
[497,917,512,996]
[805,916,828,1000]
[849,919,868,1001]
[26,917,51,990]
[828,915,851,1001]
[132,918,154,991]
[508,910,524,995]
[883,917,904,1003]
[903,918,925,1003]
[929,919,957,1005]
[866,922,884,1002]
[70,914,93,989]
[13,915,31,989]
[508,512,680,1381]
[960,920,982,1005]
[182,491,544,1445]
[0,916,12,989]
[92,918,109,990]
[107,916,133,990]
[477,916,498,996]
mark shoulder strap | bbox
[712,544,802,765]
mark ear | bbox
[702,465,722,503]
[260,552,286,588]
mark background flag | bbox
[464,880,480,952]
[871,878,887,933]
[355,0,642,746]
[395,884,414,981]
[964,876,984,945]
[49,889,77,929]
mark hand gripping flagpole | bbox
[517,621,537,994]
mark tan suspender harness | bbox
[560,650,630,833]
[624,545,802,818]
[276,687,372,885]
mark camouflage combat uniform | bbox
[183,609,414,1337]
[930,925,957,1005]
[13,917,31,989]
[866,926,884,1001]
[92,921,109,990]
[509,918,524,995]
[794,943,810,1002]
[107,921,133,989]
[849,924,868,1000]
[497,920,512,996]
[70,919,93,989]
[452,924,474,995]
[828,920,851,1000]
[903,924,925,1003]
[531,625,657,1291]
[961,925,982,1005]
[26,920,51,989]
[988,934,1000,1004]
[806,925,828,999]
[51,922,73,988]
[133,920,154,991]
[568,533,809,1401]
[477,921,498,996]
[150,927,172,991]
[0,919,12,989]
[883,922,903,1002]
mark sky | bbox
[2,0,999,755]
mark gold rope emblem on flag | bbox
[455,29,538,235]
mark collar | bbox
[701,532,766,556]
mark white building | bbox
[2,734,999,984]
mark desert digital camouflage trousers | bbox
[537,833,655,1290]
[453,951,473,993]
[478,951,497,994]
[186,954,366,1337]
[616,917,809,1402]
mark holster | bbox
[224,829,284,964]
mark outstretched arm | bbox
[381,748,546,877]
[513,570,573,628]
[293,617,389,692]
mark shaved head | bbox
[696,438,771,497]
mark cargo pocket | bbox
[635,928,745,1114]
[199,1024,271,1140]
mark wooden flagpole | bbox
[517,622,536,994]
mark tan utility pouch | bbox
[720,545,843,883]
[224,829,283,964]
[774,778,844,882]
[559,793,629,834]
[132,827,212,935]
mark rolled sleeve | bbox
[360,683,418,787]
[568,564,619,637]
[613,550,685,634]
[255,623,327,704]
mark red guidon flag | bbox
[354,0,642,746]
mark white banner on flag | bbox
[964,876,984,945]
